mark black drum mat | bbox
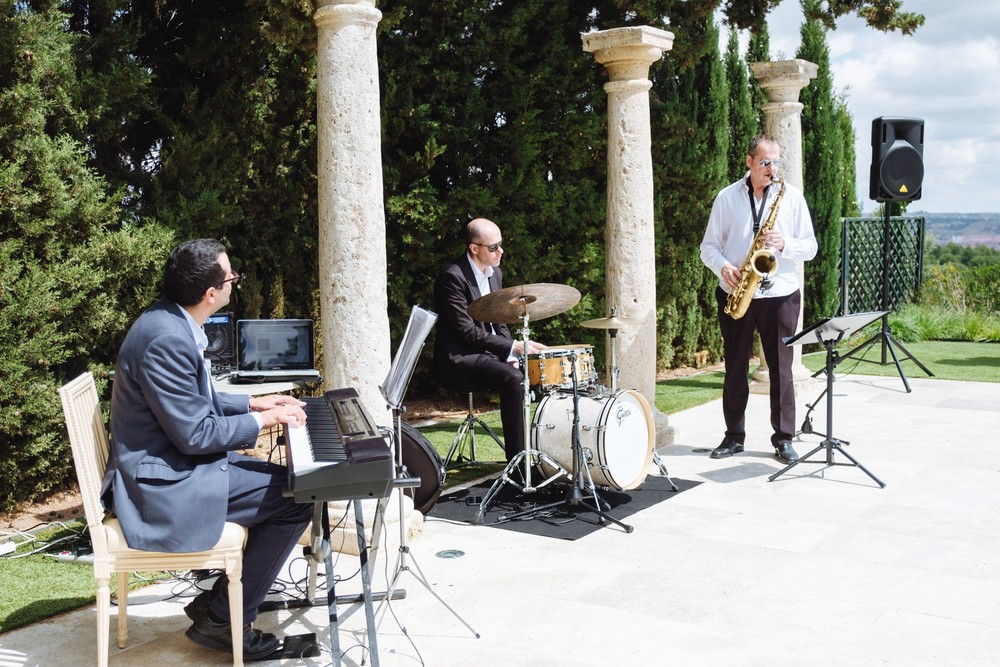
[429,475,701,540]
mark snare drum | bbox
[526,344,597,390]
[531,389,654,490]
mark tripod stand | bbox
[375,306,479,638]
[838,203,933,393]
[496,352,634,532]
[770,312,887,488]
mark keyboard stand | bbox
[308,501,381,667]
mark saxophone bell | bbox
[751,247,778,293]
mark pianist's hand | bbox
[250,395,307,428]
[250,394,306,411]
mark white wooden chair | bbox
[59,372,248,666]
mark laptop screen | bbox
[236,319,315,371]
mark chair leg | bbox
[117,574,129,648]
[228,565,244,667]
[96,574,111,667]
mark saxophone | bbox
[724,178,785,320]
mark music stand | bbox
[376,305,479,639]
[769,311,887,488]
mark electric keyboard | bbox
[284,388,393,502]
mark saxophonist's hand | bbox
[722,263,742,290]
[763,229,784,251]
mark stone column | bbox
[314,0,391,420]
[748,59,818,390]
[582,26,675,443]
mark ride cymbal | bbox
[468,283,581,324]
[579,315,644,330]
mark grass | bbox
[3,340,997,635]
[0,523,171,634]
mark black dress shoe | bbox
[709,438,744,459]
[183,589,213,622]
[775,441,799,464]
[185,615,281,660]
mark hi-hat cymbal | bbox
[579,315,644,330]
[468,283,581,324]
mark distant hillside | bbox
[908,211,1000,249]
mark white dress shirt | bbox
[700,174,818,298]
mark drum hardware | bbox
[581,306,678,489]
[442,391,506,473]
[497,351,635,532]
[470,284,582,523]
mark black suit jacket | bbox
[433,254,514,387]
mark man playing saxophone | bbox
[699,134,818,464]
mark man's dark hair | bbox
[747,133,779,156]
[163,239,227,306]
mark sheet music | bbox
[380,305,437,408]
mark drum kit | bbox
[469,283,676,530]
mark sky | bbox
[753,0,1000,214]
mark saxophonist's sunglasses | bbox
[757,159,782,168]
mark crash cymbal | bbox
[579,315,644,330]
[468,283,581,324]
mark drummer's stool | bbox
[443,392,506,472]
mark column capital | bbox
[314,0,381,28]
[750,59,818,103]
[582,26,674,81]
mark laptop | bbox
[229,319,323,384]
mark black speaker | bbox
[870,117,924,202]
[205,311,235,367]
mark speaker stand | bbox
[838,202,932,393]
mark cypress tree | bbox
[0,4,171,511]
[797,0,843,322]
[724,27,757,183]
[746,25,769,132]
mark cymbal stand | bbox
[475,309,568,523]
[499,352,633,532]
[605,312,676,490]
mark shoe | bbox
[183,589,213,622]
[775,441,799,464]
[709,438,744,459]
[185,615,281,660]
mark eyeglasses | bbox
[757,159,782,168]
[220,271,240,286]
[474,240,503,253]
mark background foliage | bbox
[1,0,924,511]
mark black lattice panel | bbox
[839,216,925,315]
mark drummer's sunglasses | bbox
[474,240,503,253]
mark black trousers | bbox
[716,287,801,448]
[444,353,526,462]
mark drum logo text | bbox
[615,405,631,426]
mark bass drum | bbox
[399,421,445,515]
[532,389,654,491]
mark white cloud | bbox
[763,0,1000,212]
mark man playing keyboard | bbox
[102,238,313,660]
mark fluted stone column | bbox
[749,59,818,391]
[314,0,391,420]
[582,26,675,444]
